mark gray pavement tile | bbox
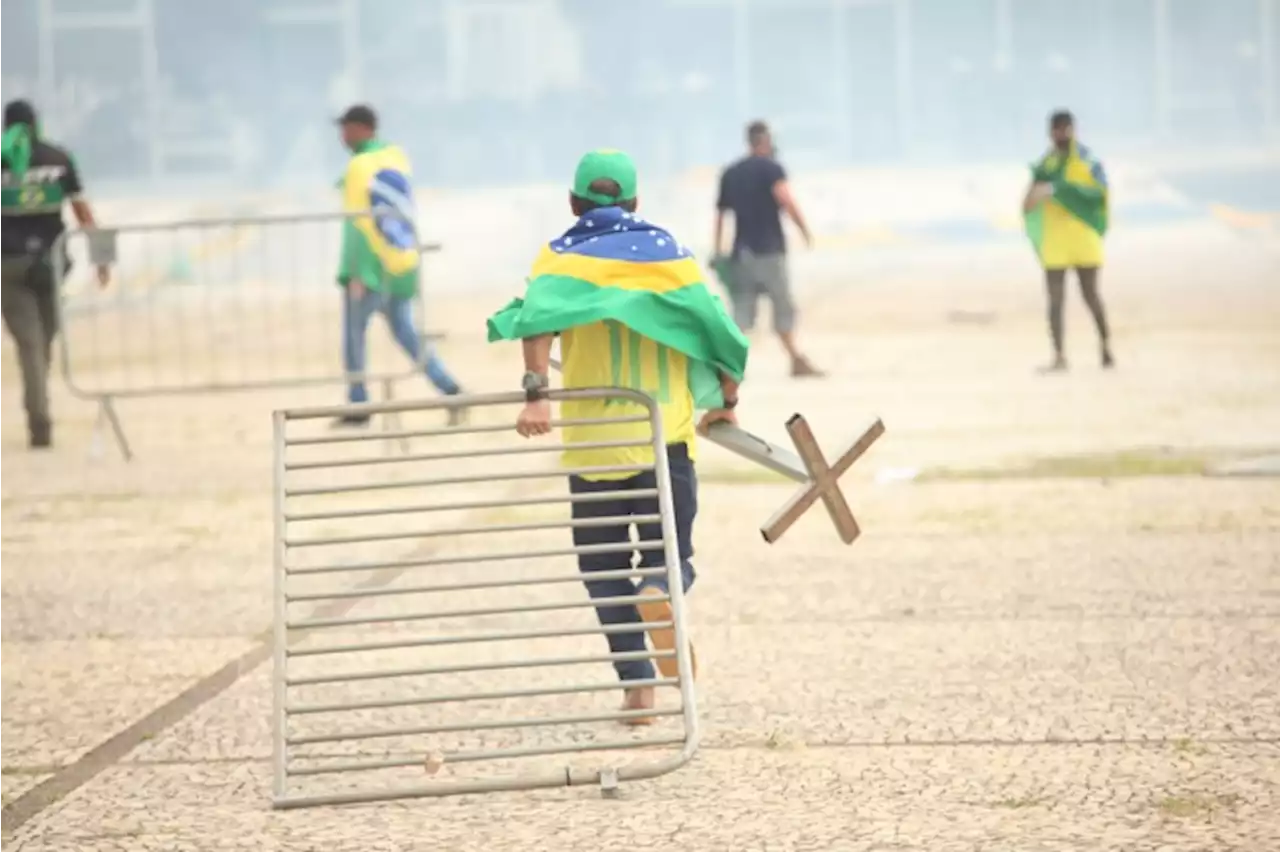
[1,638,255,767]
[9,744,1280,852]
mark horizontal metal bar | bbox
[286,567,666,603]
[285,439,652,471]
[286,514,662,549]
[285,489,662,523]
[289,621,673,658]
[287,677,676,716]
[285,539,663,577]
[63,368,423,402]
[286,735,688,777]
[289,592,670,631]
[285,463,650,497]
[286,649,673,687]
[66,209,421,235]
[288,706,683,746]
[285,416,650,447]
[281,387,657,422]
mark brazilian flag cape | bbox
[337,139,420,298]
[1024,142,1109,262]
[487,206,749,410]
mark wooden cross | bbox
[757,415,886,545]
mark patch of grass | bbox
[1,491,144,510]
[1156,793,1241,820]
[918,447,1241,482]
[763,727,806,751]
[1171,736,1205,756]
[698,466,792,485]
[916,505,1001,529]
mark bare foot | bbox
[1037,355,1068,374]
[619,686,656,726]
[790,356,826,378]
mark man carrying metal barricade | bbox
[2,99,110,449]
[488,149,750,723]
[332,104,468,427]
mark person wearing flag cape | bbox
[1022,110,1114,372]
[487,149,749,722]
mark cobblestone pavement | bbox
[3,226,1279,850]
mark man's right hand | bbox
[697,408,738,435]
[349,279,366,300]
[516,400,553,437]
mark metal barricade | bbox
[53,211,443,460]
[271,389,700,809]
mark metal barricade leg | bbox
[378,378,410,456]
[90,395,133,462]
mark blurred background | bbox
[3,0,1277,191]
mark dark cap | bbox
[4,99,37,129]
[336,104,377,129]
[1049,109,1074,128]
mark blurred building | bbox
[2,0,1277,190]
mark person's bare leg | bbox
[1076,267,1113,368]
[1039,268,1068,372]
[767,255,824,377]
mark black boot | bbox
[445,390,469,427]
[29,419,52,449]
[330,413,371,429]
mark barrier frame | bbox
[271,388,700,809]
[51,210,443,461]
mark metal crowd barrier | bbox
[52,210,443,460]
[271,388,700,809]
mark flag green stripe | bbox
[627,327,642,391]
[487,271,749,410]
[607,321,623,388]
[1023,205,1046,262]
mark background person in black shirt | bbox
[713,120,823,378]
[2,99,110,449]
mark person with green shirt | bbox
[332,104,466,426]
[2,99,110,449]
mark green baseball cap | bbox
[572,148,637,206]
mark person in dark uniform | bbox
[1,99,109,448]
[713,120,823,378]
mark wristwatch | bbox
[722,395,739,410]
[522,371,549,402]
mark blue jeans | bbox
[569,444,697,682]
[342,287,460,403]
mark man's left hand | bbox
[95,265,110,288]
[697,408,738,435]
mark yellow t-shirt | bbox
[560,320,696,480]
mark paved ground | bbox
[2,219,1279,851]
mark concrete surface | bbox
[2,203,1279,850]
